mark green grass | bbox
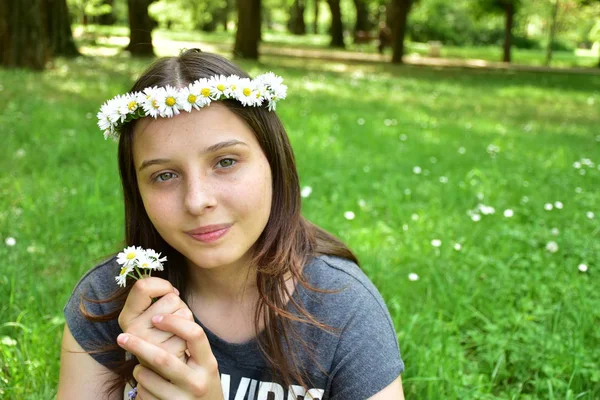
[1,35,599,399]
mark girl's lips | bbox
[187,226,231,243]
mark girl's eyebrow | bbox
[138,140,249,172]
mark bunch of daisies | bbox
[115,246,167,288]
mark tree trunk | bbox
[234,0,261,59]
[48,0,79,57]
[0,0,51,69]
[289,0,306,35]
[313,0,320,34]
[327,0,344,48]
[391,0,412,64]
[503,2,514,63]
[98,0,116,25]
[544,0,559,66]
[127,0,155,57]
[353,0,370,34]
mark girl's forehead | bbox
[132,104,259,155]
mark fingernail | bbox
[173,287,180,296]
[152,315,163,324]
[117,333,129,345]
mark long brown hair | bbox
[80,49,359,398]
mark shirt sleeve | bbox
[328,285,404,399]
[62,257,125,369]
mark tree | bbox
[0,0,50,69]
[390,0,415,63]
[126,0,156,57]
[353,0,372,35]
[313,0,320,33]
[48,0,79,57]
[476,0,521,62]
[97,0,117,25]
[327,0,345,47]
[545,0,560,65]
[234,0,261,59]
[289,0,307,35]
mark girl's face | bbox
[132,102,273,271]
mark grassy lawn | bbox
[0,34,599,399]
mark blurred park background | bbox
[1,0,599,399]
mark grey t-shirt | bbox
[63,254,404,399]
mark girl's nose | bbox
[184,178,217,215]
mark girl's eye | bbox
[154,172,176,182]
[217,158,236,169]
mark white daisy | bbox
[115,264,134,287]
[408,273,419,281]
[192,78,214,104]
[344,211,355,220]
[454,243,462,251]
[431,239,442,247]
[554,201,563,209]
[223,75,241,98]
[207,75,229,100]
[141,86,161,118]
[586,211,595,219]
[5,237,16,247]
[544,203,553,211]
[117,246,142,267]
[301,186,312,198]
[235,78,260,107]
[578,264,588,272]
[145,249,167,271]
[156,85,181,118]
[504,209,514,218]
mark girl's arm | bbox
[368,375,405,400]
[57,324,123,400]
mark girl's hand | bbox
[117,314,224,400]
[118,277,193,363]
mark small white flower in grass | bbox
[578,264,588,272]
[26,245,36,254]
[411,213,419,221]
[408,273,419,281]
[344,211,355,220]
[476,192,485,201]
[358,199,367,208]
[5,237,16,247]
[573,161,582,169]
[399,134,408,141]
[575,187,582,194]
[545,241,559,253]
[458,147,466,155]
[431,239,442,247]
[404,188,411,195]
[550,227,559,236]
[554,201,563,209]
[544,203,553,211]
[402,224,409,231]
[521,196,529,204]
[587,211,595,219]
[579,169,586,176]
[1,337,17,347]
[301,186,312,198]
[439,176,448,184]
[429,157,437,164]
[357,118,365,126]
[454,243,462,251]
[15,148,25,158]
[478,204,495,215]
[471,214,481,222]
[504,209,514,218]
[413,166,422,174]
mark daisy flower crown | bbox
[97,72,287,140]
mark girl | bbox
[58,49,405,400]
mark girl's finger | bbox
[136,384,160,400]
[120,278,178,327]
[118,333,187,384]
[158,334,188,362]
[134,365,184,400]
[151,314,217,370]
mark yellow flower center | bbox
[217,84,225,91]
[166,97,176,107]
[188,94,197,103]
[201,88,211,97]
[127,101,137,111]
[141,262,149,269]
[243,88,251,97]
[231,84,236,90]
[119,267,128,276]
[126,252,136,260]
[152,100,159,109]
